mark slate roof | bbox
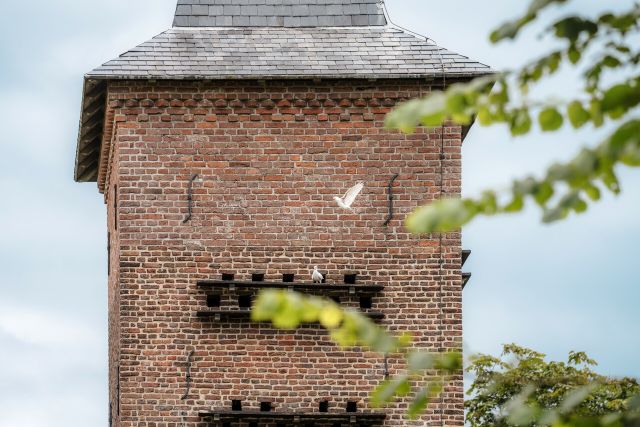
[173,0,387,27]
[75,0,491,184]
[87,27,490,80]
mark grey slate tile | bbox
[88,27,491,80]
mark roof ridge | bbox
[172,0,388,28]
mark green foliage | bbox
[252,289,404,353]
[466,344,640,427]
[252,290,461,419]
[385,2,640,233]
[490,0,570,43]
[406,119,640,233]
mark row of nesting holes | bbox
[231,400,358,413]
[207,294,373,309]
[223,273,358,285]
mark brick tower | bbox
[74,1,489,425]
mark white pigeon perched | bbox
[333,181,365,211]
[312,266,324,283]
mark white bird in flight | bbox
[312,266,324,283]
[333,181,365,211]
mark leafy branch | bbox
[252,290,461,419]
[384,2,640,233]
[466,344,640,426]
[405,119,640,233]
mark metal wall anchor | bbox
[383,174,399,226]
[181,350,195,400]
[182,174,199,224]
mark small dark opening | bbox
[260,402,272,412]
[319,400,329,413]
[330,296,341,304]
[346,401,357,413]
[238,295,252,308]
[107,232,111,275]
[249,423,258,427]
[231,400,242,411]
[222,273,235,281]
[276,424,286,427]
[359,296,373,309]
[282,273,295,283]
[332,424,341,427]
[206,294,221,308]
[116,365,120,416]
[223,423,231,427]
[344,274,357,284]
[114,185,118,231]
[252,273,265,282]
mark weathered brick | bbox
[102,79,464,427]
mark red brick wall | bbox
[107,121,122,425]
[103,79,464,426]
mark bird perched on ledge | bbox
[312,266,324,283]
[333,181,365,211]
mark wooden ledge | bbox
[197,280,384,293]
[196,309,385,322]
[199,409,386,422]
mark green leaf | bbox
[609,120,640,156]
[602,55,622,68]
[446,90,468,114]
[490,0,569,43]
[589,100,604,127]
[601,83,640,114]
[477,106,493,126]
[601,169,621,194]
[319,305,343,329]
[553,17,598,42]
[405,198,474,234]
[434,352,463,371]
[583,183,601,201]
[408,352,435,373]
[511,108,533,136]
[408,384,442,419]
[539,107,564,131]
[385,93,447,133]
[547,52,561,73]
[573,197,588,213]
[490,20,524,43]
[407,387,431,420]
[534,182,554,205]
[568,47,582,64]
[371,376,411,407]
[567,101,591,128]
[504,195,525,212]
[251,290,284,321]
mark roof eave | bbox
[74,77,107,183]
[84,69,494,81]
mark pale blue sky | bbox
[0,1,637,426]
